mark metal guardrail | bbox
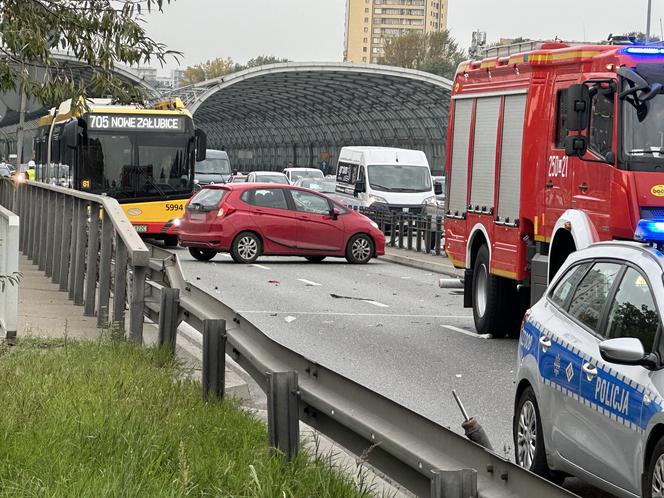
[0,178,149,342]
[354,207,446,256]
[0,203,19,339]
[145,244,575,498]
[0,180,574,497]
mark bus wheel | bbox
[472,245,519,338]
[164,235,178,247]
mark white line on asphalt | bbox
[443,324,492,340]
[237,310,474,319]
[251,264,271,270]
[297,278,322,287]
[367,300,389,308]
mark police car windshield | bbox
[195,157,231,175]
[367,164,432,192]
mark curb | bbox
[381,253,462,278]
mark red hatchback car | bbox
[178,183,385,264]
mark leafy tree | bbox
[181,57,238,85]
[244,55,289,68]
[380,30,465,80]
[0,0,177,106]
[0,0,178,165]
[182,55,290,85]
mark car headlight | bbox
[193,179,199,184]
[369,221,379,230]
[368,194,388,205]
[172,218,182,227]
[422,196,437,206]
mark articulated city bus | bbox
[34,98,206,245]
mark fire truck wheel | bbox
[472,244,519,337]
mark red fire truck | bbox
[444,41,664,337]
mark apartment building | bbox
[344,0,448,64]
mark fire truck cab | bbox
[444,42,664,337]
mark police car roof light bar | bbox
[634,219,664,249]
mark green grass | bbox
[0,338,378,497]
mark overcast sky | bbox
[145,0,664,73]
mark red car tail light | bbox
[217,205,236,218]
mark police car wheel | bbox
[188,248,216,262]
[514,387,564,484]
[472,245,520,338]
[645,437,664,498]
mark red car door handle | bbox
[578,183,589,191]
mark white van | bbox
[335,147,441,214]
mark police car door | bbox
[541,261,621,464]
[568,263,660,494]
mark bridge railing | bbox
[0,179,149,341]
[0,203,19,340]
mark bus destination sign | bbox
[87,114,185,132]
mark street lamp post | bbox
[647,0,653,42]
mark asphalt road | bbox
[173,247,613,497]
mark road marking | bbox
[251,264,271,270]
[367,300,389,308]
[298,278,322,287]
[443,324,492,340]
[237,310,473,319]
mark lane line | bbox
[251,264,271,270]
[298,278,322,287]
[367,300,389,308]
[443,324,492,340]
[237,310,473,319]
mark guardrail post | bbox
[45,191,56,277]
[29,188,40,263]
[425,215,433,253]
[112,239,128,329]
[96,212,112,327]
[128,264,146,344]
[431,469,477,498]
[389,212,396,247]
[435,216,443,256]
[38,189,47,271]
[84,203,100,316]
[202,318,226,401]
[73,200,88,305]
[407,215,414,251]
[67,199,79,298]
[51,193,64,284]
[416,216,423,252]
[398,214,405,249]
[158,288,180,355]
[267,371,299,461]
[60,196,73,291]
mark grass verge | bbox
[0,338,378,497]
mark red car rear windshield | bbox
[189,188,228,210]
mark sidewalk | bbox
[381,246,463,278]
[16,254,249,399]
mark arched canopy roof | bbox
[167,63,452,170]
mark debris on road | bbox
[452,389,493,451]
[268,280,280,286]
[284,316,296,323]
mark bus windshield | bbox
[367,164,432,192]
[195,157,231,175]
[79,131,193,199]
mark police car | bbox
[514,221,664,498]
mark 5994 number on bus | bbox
[166,203,184,212]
